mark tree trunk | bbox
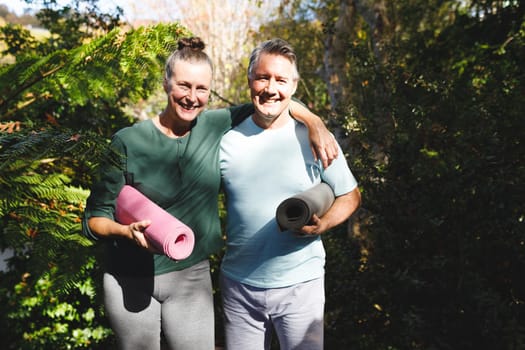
[321,0,394,162]
[321,0,356,114]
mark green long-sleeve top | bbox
[83,104,253,276]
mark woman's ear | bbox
[163,78,169,93]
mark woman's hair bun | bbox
[164,36,212,79]
[177,37,206,51]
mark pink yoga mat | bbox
[115,185,195,260]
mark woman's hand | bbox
[88,216,156,253]
[307,118,338,169]
[128,220,156,252]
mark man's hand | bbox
[295,187,362,237]
[296,214,328,237]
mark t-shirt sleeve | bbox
[82,135,127,240]
[321,142,358,197]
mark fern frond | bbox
[0,23,191,123]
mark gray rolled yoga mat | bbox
[276,182,335,231]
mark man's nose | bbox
[265,79,277,94]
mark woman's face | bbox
[164,60,212,124]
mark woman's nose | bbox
[187,88,197,102]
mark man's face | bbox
[249,53,298,126]
[164,60,212,124]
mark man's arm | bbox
[298,187,361,236]
[289,100,338,169]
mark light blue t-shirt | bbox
[220,116,358,288]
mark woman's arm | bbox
[87,216,154,251]
[289,100,338,168]
[82,136,154,251]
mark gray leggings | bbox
[103,260,214,350]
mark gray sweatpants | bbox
[220,274,325,350]
[104,260,214,350]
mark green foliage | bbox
[0,139,112,348]
[334,2,525,349]
[0,256,113,349]
[0,24,37,56]
[261,1,524,349]
[36,5,121,51]
[1,22,190,134]
[2,0,523,349]
[0,3,192,347]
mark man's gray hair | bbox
[247,38,300,81]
